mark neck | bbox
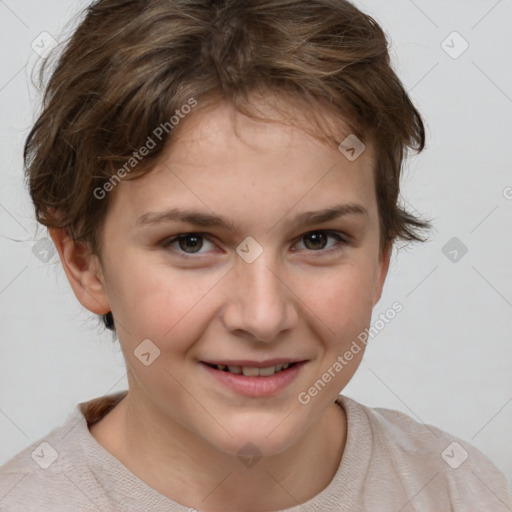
[90,387,346,511]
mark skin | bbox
[50,96,391,511]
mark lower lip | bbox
[200,362,306,397]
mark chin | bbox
[202,413,306,459]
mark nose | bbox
[221,253,299,343]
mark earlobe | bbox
[48,227,111,315]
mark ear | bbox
[48,227,111,315]
[372,242,392,306]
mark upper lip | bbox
[201,358,307,368]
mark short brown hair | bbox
[24,0,432,329]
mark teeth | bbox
[242,367,260,377]
[213,363,293,376]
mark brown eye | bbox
[177,234,203,253]
[295,231,348,253]
[303,232,328,250]
[162,233,215,255]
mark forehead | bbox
[107,98,377,233]
[166,95,367,162]
[148,98,375,190]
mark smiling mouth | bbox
[202,361,300,377]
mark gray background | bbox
[1,0,511,487]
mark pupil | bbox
[179,234,202,253]
[304,232,326,250]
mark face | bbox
[72,98,390,458]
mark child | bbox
[1,0,511,510]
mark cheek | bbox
[109,249,378,353]
[111,263,222,352]
[296,262,376,335]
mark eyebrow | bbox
[136,203,368,232]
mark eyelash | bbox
[160,230,350,257]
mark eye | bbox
[161,233,216,254]
[293,230,348,253]
[160,230,349,257]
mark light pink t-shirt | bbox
[1,391,511,511]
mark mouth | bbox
[201,361,303,377]
[199,360,308,397]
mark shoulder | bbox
[338,394,493,464]
[336,395,512,509]
[0,406,84,510]
[0,392,127,511]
